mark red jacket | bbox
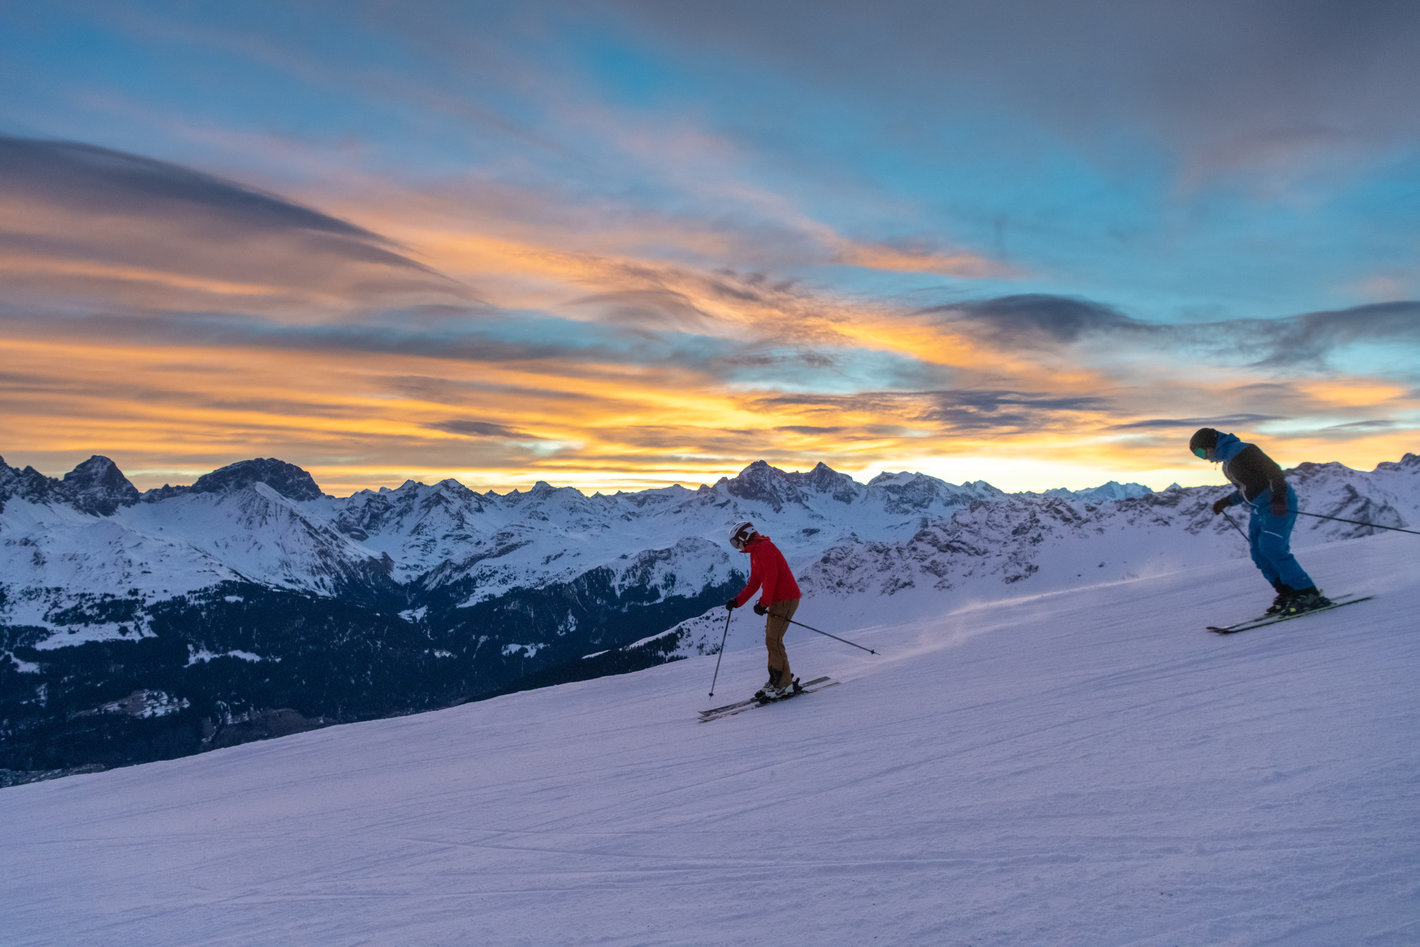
[733,535,802,607]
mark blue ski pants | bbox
[1247,485,1314,590]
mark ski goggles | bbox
[1191,446,1211,459]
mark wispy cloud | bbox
[1250,301,1420,367]
[916,295,1150,347]
[0,135,466,318]
[1109,415,1287,433]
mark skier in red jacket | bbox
[725,521,803,700]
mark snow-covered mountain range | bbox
[2,451,1417,781]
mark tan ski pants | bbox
[764,598,800,687]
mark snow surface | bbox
[3,532,1419,946]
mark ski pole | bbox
[771,613,878,655]
[708,608,732,696]
[1220,508,1249,543]
[1294,510,1420,537]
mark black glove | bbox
[725,598,737,611]
[753,602,768,616]
[1212,497,1231,515]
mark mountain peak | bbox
[792,461,862,502]
[60,455,140,515]
[64,454,125,484]
[1376,453,1420,473]
[188,458,325,502]
[719,461,804,511]
[0,454,139,515]
[1044,481,1152,502]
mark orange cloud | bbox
[828,237,1012,279]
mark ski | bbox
[1207,595,1372,634]
[699,675,829,717]
[699,677,836,722]
[699,680,839,722]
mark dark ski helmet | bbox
[729,521,758,550]
[1189,427,1220,459]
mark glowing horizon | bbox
[8,437,1417,502]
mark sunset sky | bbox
[2,0,1418,496]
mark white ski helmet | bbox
[729,521,758,550]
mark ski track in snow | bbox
[4,533,1419,945]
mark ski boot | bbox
[1265,582,1295,615]
[1281,588,1331,615]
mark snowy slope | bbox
[4,531,1417,946]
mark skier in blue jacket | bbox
[1190,427,1330,615]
